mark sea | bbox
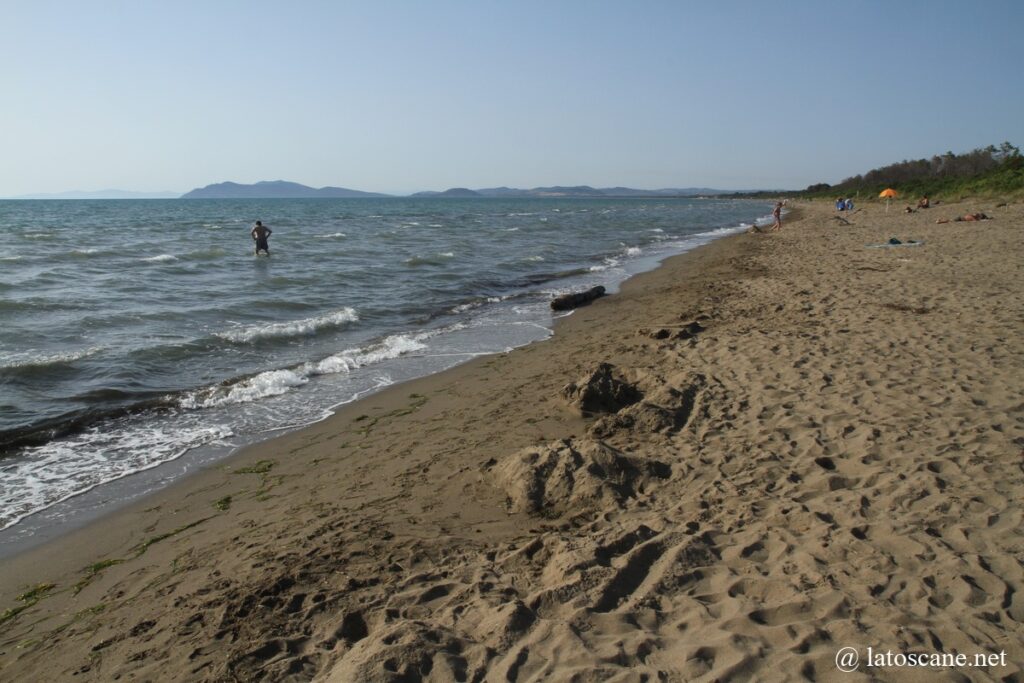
[0,197,769,554]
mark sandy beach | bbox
[2,199,1022,681]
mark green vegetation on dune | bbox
[808,142,1024,201]
[727,142,1024,201]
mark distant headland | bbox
[409,185,727,198]
[180,181,391,199]
[181,182,731,199]
[6,181,740,200]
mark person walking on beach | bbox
[251,220,272,256]
[770,202,783,232]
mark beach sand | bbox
[2,199,1022,681]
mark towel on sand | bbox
[866,238,925,248]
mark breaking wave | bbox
[216,308,359,343]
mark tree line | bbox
[805,142,1022,196]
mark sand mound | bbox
[560,363,642,416]
[491,438,670,517]
[562,362,711,438]
[591,374,706,437]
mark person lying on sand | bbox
[935,212,991,224]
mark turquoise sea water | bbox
[0,197,768,538]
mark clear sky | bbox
[2,0,1022,196]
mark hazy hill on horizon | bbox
[412,185,729,198]
[180,181,392,199]
[8,181,748,201]
[186,181,734,199]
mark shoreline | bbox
[0,217,753,576]
[0,211,757,560]
[1,195,765,545]
[3,199,1021,681]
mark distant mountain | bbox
[9,182,737,201]
[530,185,603,197]
[11,189,180,199]
[411,187,481,198]
[181,181,391,199]
[472,186,523,197]
[598,187,724,197]
[415,186,730,198]
[471,185,606,197]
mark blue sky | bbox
[2,0,1022,195]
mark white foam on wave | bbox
[449,296,505,314]
[625,246,642,256]
[404,253,453,266]
[702,223,750,236]
[0,346,103,371]
[0,255,24,261]
[71,248,99,255]
[591,255,621,272]
[143,254,177,262]
[0,422,232,531]
[182,331,433,409]
[308,333,428,376]
[324,232,347,238]
[181,369,309,409]
[217,307,359,343]
[525,255,545,262]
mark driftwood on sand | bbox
[550,285,606,311]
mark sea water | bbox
[0,197,768,549]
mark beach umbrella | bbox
[879,188,898,211]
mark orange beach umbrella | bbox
[879,187,898,212]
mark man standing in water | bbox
[251,220,272,256]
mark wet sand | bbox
[2,199,1022,681]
